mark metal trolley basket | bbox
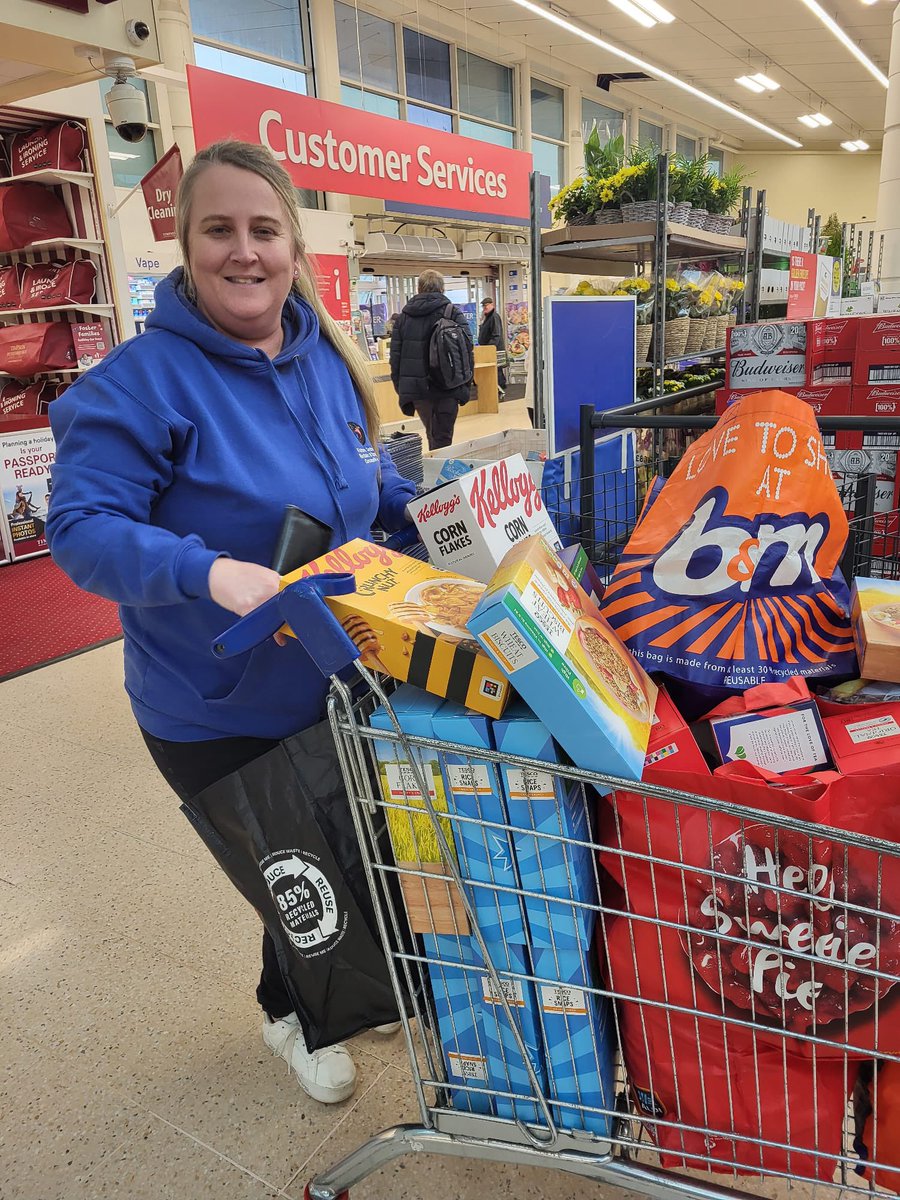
[220,457,900,1200]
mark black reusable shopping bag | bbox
[180,718,403,1051]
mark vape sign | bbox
[187,66,531,222]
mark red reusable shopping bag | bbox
[20,259,97,310]
[0,380,61,421]
[0,183,73,252]
[856,1061,900,1189]
[9,121,87,175]
[0,262,25,310]
[0,322,76,376]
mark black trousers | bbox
[140,728,295,1020]
[414,393,459,450]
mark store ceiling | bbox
[461,0,891,150]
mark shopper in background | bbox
[389,269,474,450]
[478,295,507,397]
[46,139,415,1106]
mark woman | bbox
[47,140,416,1105]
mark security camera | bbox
[105,80,149,143]
[125,19,151,45]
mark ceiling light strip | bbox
[608,0,657,28]
[632,0,676,24]
[509,0,803,147]
[798,0,889,87]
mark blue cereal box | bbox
[370,686,467,936]
[432,701,527,945]
[468,535,656,781]
[475,939,548,1123]
[422,933,493,1114]
[493,702,597,952]
[531,947,615,1136]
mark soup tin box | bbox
[283,538,510,718]
[468,535,657,781]
[851,577,900,685]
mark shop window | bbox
[459,118,514,148]
[408,103,453,133]
[638,119,663,151]
[340,84,400,119]
[403,28,452,109]
[457,50,513,127]
[531,138,564,196]
[99,77,159,188]
[708,147,725,177]
[531,79,564,142]
[582,98,625,145]
[193,43,308,93]
[189,0,304,65]
[335,1,398,93]
[676,134,697,159]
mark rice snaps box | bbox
[852,578,900,684]
[432,701,527,945]
[284,539,510,718]
[600,391,856,705]
[409,453,562,584]
[421,933,493,1114]
[726,322,808,391]
[469,536,656,781]
[531,946,616,1136]
[369,686,468,937]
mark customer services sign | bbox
[187,66,532,224]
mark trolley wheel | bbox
[303,1187,349,1200]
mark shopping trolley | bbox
[214,502,900,1200]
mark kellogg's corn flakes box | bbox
[468,535,656,781]
[282,539,510,718]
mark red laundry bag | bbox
[0,262,25,309]
[856,1061,900,1189]
[598,760,900,1061]
[9,121,87,175]
[0,322,76,376]
[605,914,848,1179]
[0,183,73,251]
[20,259,97,309]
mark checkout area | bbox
[366,345,501,426]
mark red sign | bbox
[72,323,110,369]
[187,66,531,223]
[313,254,351,322]
[140,144,183,242]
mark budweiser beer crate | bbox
[715,385,850,416]
[854,316,900,387]
[726,321,807,391]
[806,316,859,388]
[409,453,562,584]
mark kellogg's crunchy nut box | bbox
[469,535,657,781]
[282,539,510,718]
[409,453,562,583]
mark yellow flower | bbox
[665,279,678,292]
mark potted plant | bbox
[669,153,708,226]
[614,275,654,362]
[663,277,691,358]
[619,143,667,223]
[689,168,718,230]
[684,280,713,352]
[706,166,749,234]
[548,175,599,227]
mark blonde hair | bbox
[175,140,379,445]
[417,269,445,294]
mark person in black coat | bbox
[390,269,473,450]
[478,295,506,394]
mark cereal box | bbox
[469,536,657,781]
[421,933,493,1114]
[283,539,510,718]
[852,577,900,683]
[409,453,562,583]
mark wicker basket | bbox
[702,318,720,350]
[672,201,692,225]
[716,315,730,346]
[688,207,708,229]
[685,317,708,354]
[727,312,737,328]
[567,212,594,226]
[592,208,623,224]
[636,323,653,364]
[664,316,690,360]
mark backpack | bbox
[428,302,474,390]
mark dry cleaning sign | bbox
[261,850,347,958]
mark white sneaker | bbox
[262,1013,357,1104]
[370,1021,401,1036]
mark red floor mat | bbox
[0,554,121,680]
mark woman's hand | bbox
[208,558,282,616]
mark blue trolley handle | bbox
[211,572,361,678]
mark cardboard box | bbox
[854,353,900,388]
[475,939,548,1122]
[824,705,900,774]
[531,947,615,1135]
[370,686,469,936]
[432,700,527,945]
[851,385,900,417]
[493,702,598,952]
[859,316,900,353]
[841,296,875,316]
[421,933,493,1113]
[286,539,510,718]
[726,321,807,391]
[877,293,900,315]
[558,543,605,607]
[717,385,851,416]
[469,536,657,781]
[806,317,859,387]
[409,453,562,584]
[708,699,831,774]
[644,686,710,777]
[852,577,900,683]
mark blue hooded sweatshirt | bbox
[47,270,416,741]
